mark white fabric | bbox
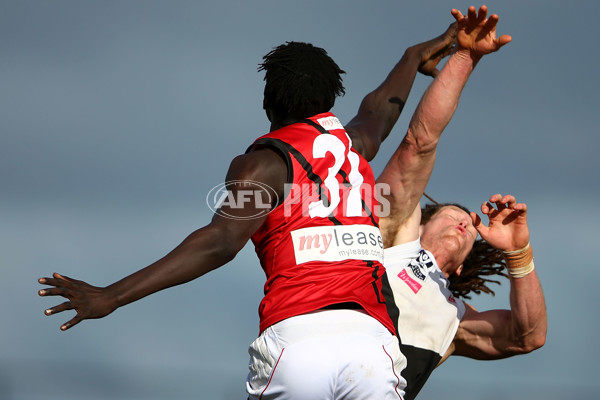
[384,239,466,357]
[246,309,406,400]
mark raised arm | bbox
[452,194,547,359]
[377,5,512,247]
[344,23,457,161]
[38,148,287,331]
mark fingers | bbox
[452,5,511,51]
[471,211,489,237]
[475,5,487,23]
[470,211,481,227]
[38,273,72,296]
[483,13,499,32]
[451,8,464,22]
[61,315,82,331]
[467,6,478,21]
[39,272,74,287]
[44,301,73,316]
[482,194,528,218]
[38,287,67,297]
[483,14,513,49]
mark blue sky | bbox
[2,1,599,399]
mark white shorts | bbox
[246,309,406,400]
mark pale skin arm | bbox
[377,5,512,248]
[448,194,547,360]
[38,148,287,331]
[344,23,457,161]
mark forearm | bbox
[405,50,476,153]
[346,47,423,160]
[507,270,547,352]
[358,46,422,135]
[375,51,476,228]
[106,226,238,309]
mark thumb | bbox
[495,34,512,51]
[471,212,489,238]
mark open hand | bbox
[451,5,512,59]
[471,194,530,252]
[38,273,116,331]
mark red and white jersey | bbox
[249,112,394,335]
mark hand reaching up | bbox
[451,5,512,60]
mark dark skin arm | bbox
[38,26,457,331]
[38,148,287,330]
[345,23,457,161]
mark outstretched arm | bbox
[345,23,457,161]
[452,194,547,359]
[377,5,512,247]
[38,148,287,331]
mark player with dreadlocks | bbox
[38,15,459,400]
[376,6,547,400]
[420,202,507,300]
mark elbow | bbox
[210,233,244,265]
[185,227,243,272]
[514,332,547,355]
[526,333,547,353]
[404,127,439,155]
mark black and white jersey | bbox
[382,239,465,400]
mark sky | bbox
[2,0,599,399]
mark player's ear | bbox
[455,265,463,276]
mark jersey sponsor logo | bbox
[407,250,433,281]
[447,295,456,304]
[416,250,434,269]
[409,262,426,281]
[290,224,383,264]
[398,269,422,294]
[316,115,344,131]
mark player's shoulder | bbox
[228,148,287,185]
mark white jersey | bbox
[382,239,465,400]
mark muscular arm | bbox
[453,270,546,359]
[452,194,547,359]
[376,50,478,247]
[377,5,511,247]
[39,148,287,330]
[345,24,456,161]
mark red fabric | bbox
[250,112,394,335]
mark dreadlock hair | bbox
[420,202,508,300]
[258,41,346,120]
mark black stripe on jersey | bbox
[249,138,294,208]
[382,270,443,400]
[367,261,386,305]
[302,118,330,134]
[381,271,400,337]
[363,200,377,226]
[247,138,294,184]
[398,344,442,400]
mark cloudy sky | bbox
[3,1,599,399]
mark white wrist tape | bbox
[503,243,535,278]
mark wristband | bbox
[503,243,535,278]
